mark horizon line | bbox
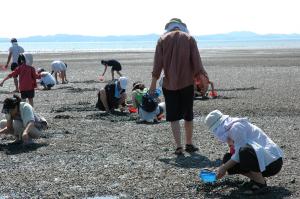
[1,31,300,39]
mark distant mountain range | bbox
[1,31,300,42]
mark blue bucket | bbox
[199,169,217,183]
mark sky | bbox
[1,0,300,38]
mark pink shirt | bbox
[152,30,207,90]
[8,64,37,91]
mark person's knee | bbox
[12,120,24,136]
[239,146,253,158]
[222,153,232,164]
[29,127,42,138]
[0,120,7,129]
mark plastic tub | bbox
[199,169,217,183]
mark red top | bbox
[8,64,37,91]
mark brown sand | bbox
[0,49,299,198]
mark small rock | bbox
[290,178,296,184]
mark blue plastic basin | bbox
[199,169,216,183]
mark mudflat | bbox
[0,49,299,198]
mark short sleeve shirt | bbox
[8,44,24,63]
[5,102,35,127]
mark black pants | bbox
[223,144,283,177]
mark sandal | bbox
[175,147,184,155]
[242,180,267,195]
[185,144,199,153]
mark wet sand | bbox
[0,49,299,198]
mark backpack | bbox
[34,113,48,130]
[141,92,158,112]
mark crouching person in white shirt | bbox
[37,68,56,90]
[204,110,283,195]
[51,60,68,84]
[0,95,48,145]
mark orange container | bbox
[209,90,218,98]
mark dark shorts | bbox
[41,81,54,89]
[111,65,122,72]
[223,144,283,177]
[163,85,194,122]
[20,90,35,99]
[11,63,18,71]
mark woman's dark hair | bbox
[17,53,26,65]
[132,81,145,91]
[101,60,107,65]
[1,95,21,114]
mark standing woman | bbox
[0,95,46,145]
[149,18,209,155]
[3,38,24,92]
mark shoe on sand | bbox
[185,144,199,153]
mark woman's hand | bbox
[216,165,227,179]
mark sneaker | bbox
[185,144,199,153]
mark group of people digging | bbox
[0,18,283,195]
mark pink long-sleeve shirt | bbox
[152,30,207,90]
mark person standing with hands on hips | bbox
[149,18,209,155]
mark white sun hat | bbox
[204,110,229,132]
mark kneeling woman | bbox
[205,110,283,194]
[132,81,164,123]
[0,95,46,145]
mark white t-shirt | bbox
[40,72,56,86]
[8,43,24,63]
[5,102,34,127]
[51,60,66,72]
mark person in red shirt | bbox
[0,54,37,107]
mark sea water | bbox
[1,39,300,52]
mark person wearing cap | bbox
[150,18,209,155]
[100,59,123,80]
[51,60,68,84]
[204,110,283,194]
[3,38,25,92]
[0,95,46,145]
[96,77,128,112]
[0,54,37,107]
[36,68,56,90]
[131,81,165,123]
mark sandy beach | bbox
[0,49,299,198]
